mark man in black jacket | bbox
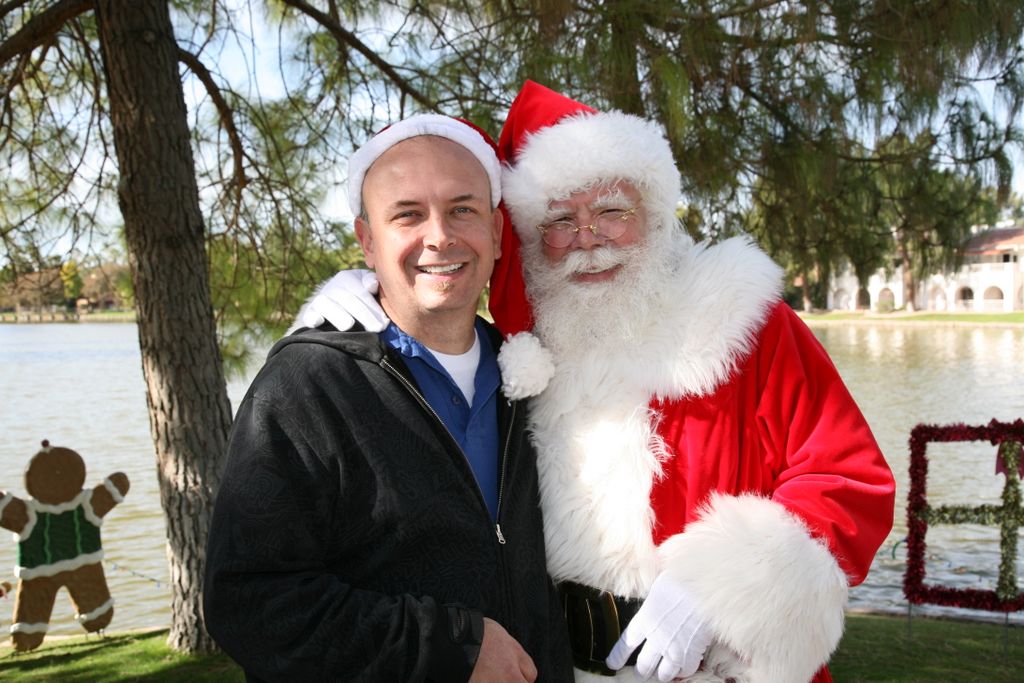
[204,115,572,682]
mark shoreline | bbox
[0,625,167,649]
[798,312,1024,329]
[0,312,135,324]
[3,311,1023,327]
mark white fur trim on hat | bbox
[657,493,849,683]
[496,332,555,399]
[502,111,681,247]
[347,114,501,216]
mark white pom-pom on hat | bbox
[497,332,555,400]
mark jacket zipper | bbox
[493,399,515,545]
[381,357,510,544]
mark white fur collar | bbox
[634,236,782,399]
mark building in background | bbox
[829,221,1024,312]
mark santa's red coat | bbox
[647,301,895,682]
[500,237,896,683]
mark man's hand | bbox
[606,572,713,682]
[289,269,388,333]
[468,618,537,682]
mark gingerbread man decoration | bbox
[0,440,129,651]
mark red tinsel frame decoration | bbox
[904,418,1024,612]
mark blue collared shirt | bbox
[380,320,501,519]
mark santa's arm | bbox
[657,303,895,682]
[656,493,847,682]
[758,303,896,584]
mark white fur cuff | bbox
[657,493,848,683]
[103,477,125,503]
[497,332,555,400]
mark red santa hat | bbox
[347,114,502,217]
[489,80,682,335]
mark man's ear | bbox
[355,216,375,268]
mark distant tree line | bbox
[0,257,133,311]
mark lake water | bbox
[811,322,1024,624]
[0,321,1022,637]
[0,323,257,638]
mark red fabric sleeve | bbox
[755,303,896,584]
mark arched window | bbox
[956,287,973,312]
[984,286,1004,300]
[983,286,1004,312]
[877,288,895,312]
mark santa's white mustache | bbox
[555,247,625,278]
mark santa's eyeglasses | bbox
[536,207,637,249]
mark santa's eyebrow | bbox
[542,190,634,222]
[590,188,632,208]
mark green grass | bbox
[0,630,243,682]
[799,310,1024,324]
[831,613,1022,682]
[78,310,136,322]
[894,312,1024,323]
[0,613,1020,681]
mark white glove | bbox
[606,571,714,682]
[289,269,389,334]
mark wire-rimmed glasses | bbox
[536,207,638,249]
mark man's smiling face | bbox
[355,135,502,332]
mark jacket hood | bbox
[273,317,505,364]
[270,325,387,364]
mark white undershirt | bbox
[428,331,481,405]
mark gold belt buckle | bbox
[561,581,626,675]
[599,587,623,650]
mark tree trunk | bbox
[857,285,871,310]
[800,263,813,312]
[94,0,231,653]
[898,233,916,311]
[607,8,645,115]
[817,261,830,311]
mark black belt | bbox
[558,580,643,676]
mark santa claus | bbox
[294,80,896,683]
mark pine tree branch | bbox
[176,47,248,194]
[0,0,93,64]
[279,0,435,111]
[0,0,32,24]
[655,0,788,24]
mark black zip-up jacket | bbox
[204,321,572,682]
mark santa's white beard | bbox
[523,234,675,358]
